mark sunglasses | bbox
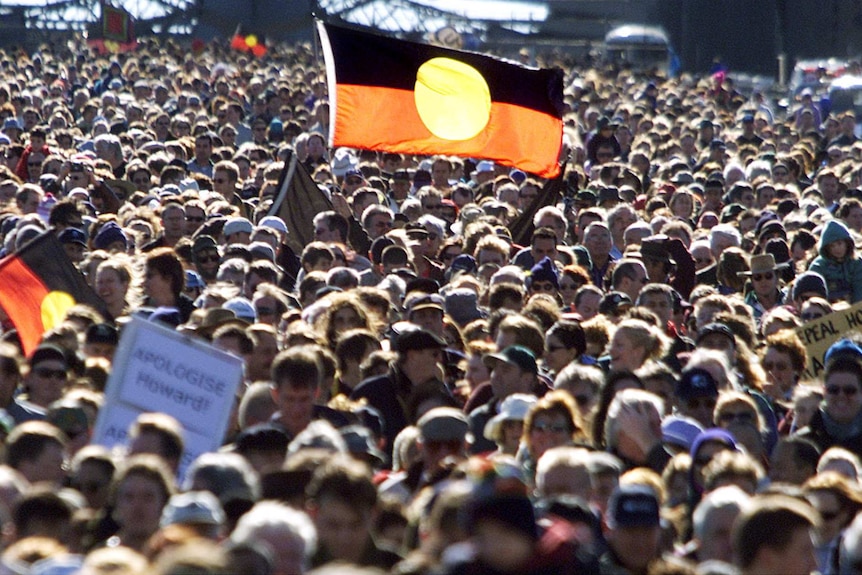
[531,422,569,433]
[546,344,568,352]
[185,215,205,222]
[762,361,790,371]
[532,282,557,292]
[196,254,220,264]
[801,312,825,321]
[33,367,67,379]
[686,397,717,410]
[752,272,774,282]
[826,384,859,396]
[718,411,755,424]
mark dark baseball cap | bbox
[391,324,447,353]
[607,484,661,529]
[483,345,538,375]
[675,368,719,401]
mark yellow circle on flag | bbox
[414,57,491,141]
[246,35,258,48]
[41,291,75,332]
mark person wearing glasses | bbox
[796,344,862,459]
[739,254,788,323]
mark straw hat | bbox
[738,253,788,276]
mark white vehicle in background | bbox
[604,24,674,75]
[789,58,848,96]
[828,75,862,137]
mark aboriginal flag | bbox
[0,232,109,357]
[318,22,565,178]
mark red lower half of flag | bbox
[332,84,561,177]
[0,256,49,356]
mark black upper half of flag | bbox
[320,22,565,118]
[17,232,111,319]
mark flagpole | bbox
[268,151,299,217]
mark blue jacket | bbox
[808,220,862,303]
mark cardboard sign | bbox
[91,318,244,477]
[795,300,862,379]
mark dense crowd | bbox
[0,30,859,575]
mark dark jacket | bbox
[795,409,862,458]
[351,366,453,457]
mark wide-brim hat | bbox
[738,253,789,276]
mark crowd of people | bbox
[0,28,859,575]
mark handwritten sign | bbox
[91,318,244,477]
[795,300,862,379]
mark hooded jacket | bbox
[808,220,862,303]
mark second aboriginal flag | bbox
[318,22,565,178]
[0,232,109,356]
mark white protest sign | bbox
[92,317,244,476]
[795,300,862,380]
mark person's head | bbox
[270,347,322,437]
[823,355,862,424]
[760,330,806,401]
[692,485,751,563]
[128,412,185,473]
[768,436,821,485]
[529,227,558,263]
[817,446,862,481]
[605,484,663,573]
[484,345,538,400]
[523,390,583,461]
[230,500,316,575]
[635,283,674,326]
[312,211,349,244]
[608,318,669,372]
[535,446,593,499]
[611,259,648,302]
[604,388,663,458]
[544,320,586,374]
[145,247,185,302]
[305,454,378,565]
[803,471,862,546]
[6,421,67,485]
[24,344,68,408]
[111,454,176,543]
[732,494,818,575]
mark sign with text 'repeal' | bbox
[91,318,244,476]
[795,300,862,380]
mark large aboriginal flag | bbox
[0,232,109,356]
[318,22,565,178]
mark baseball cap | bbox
[599,292,633,316]
[418,407,469,442]
[483,345,538,375]
[160,491,225,528]
[223,217,253,237]
[30,343,67,366]
[607,484,661,529]
[391,324,447,353]
[57,227,86,247]
[85,323,118,346]
[675,368,719,401]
